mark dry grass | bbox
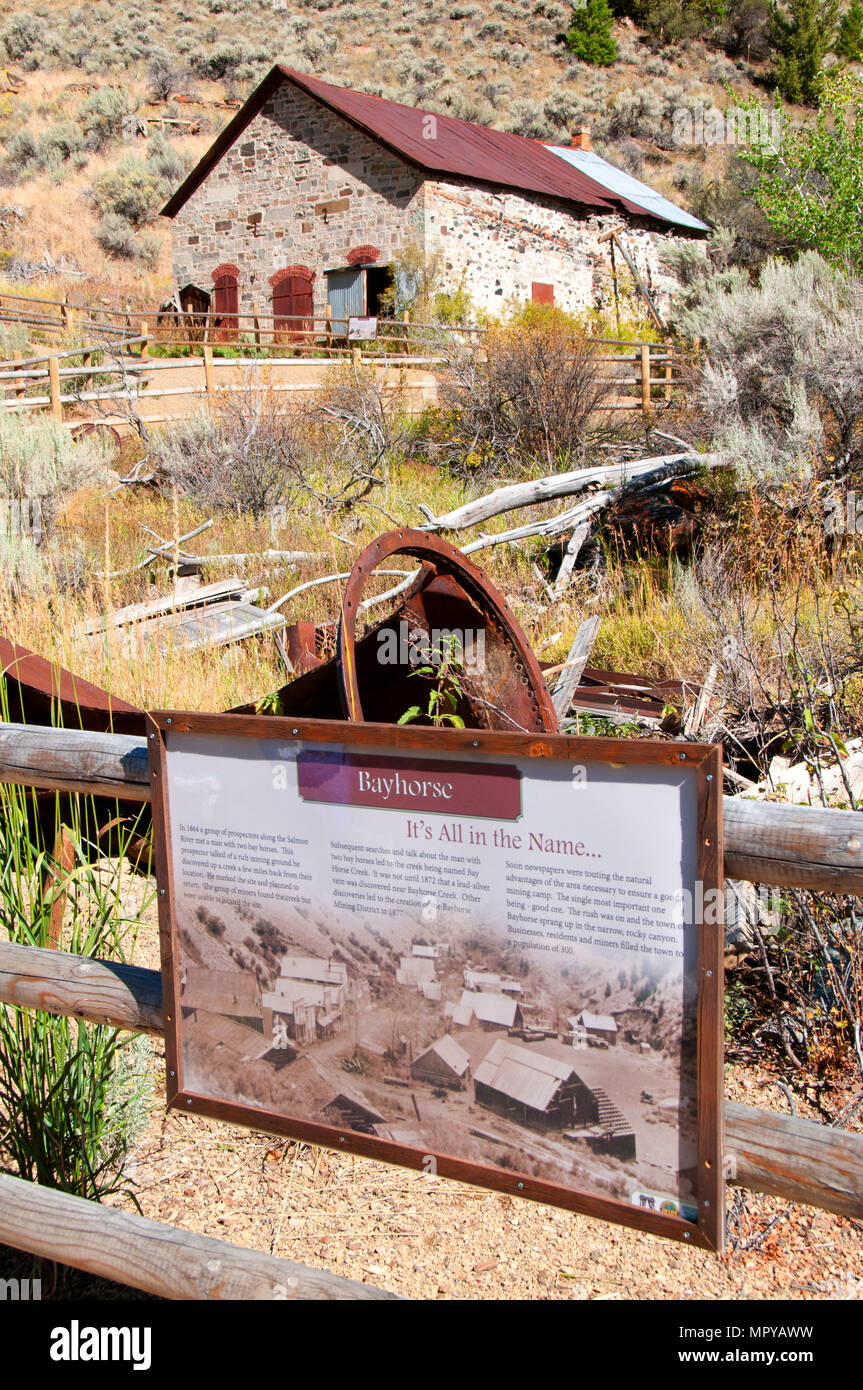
[3,440,861,732]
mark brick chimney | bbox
[571,126,591,151]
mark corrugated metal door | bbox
[326,269,364,334]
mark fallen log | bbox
[460,494,611,555]
[420,454,721,532]
[0,1171,399,1300]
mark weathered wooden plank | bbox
[726,1101,863,1219]
[0,939,163,1035]
[724,796,863,894]
[552,617,602,719]
[75,576,247,637]
[0,725,149,801]
[3,941,861,1219]
[0,1172,400,1300]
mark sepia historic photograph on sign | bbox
[152,715,723,1244]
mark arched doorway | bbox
[211,263,239,341]
[270,266,314,344]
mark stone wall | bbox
[423,180,684,321]
[167,73,687,327]
[169,80,425,323]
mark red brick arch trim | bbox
[269,265,315,287]
[211,263,239,281]
[346,244,380,267]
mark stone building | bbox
[161,65,708,330]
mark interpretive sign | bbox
[149,713,724,1248]
[347,315,377,340]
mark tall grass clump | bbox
[0,780,154,1198]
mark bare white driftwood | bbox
[460,495,611,555]
[551,518,593,596]
[420,454,720,532]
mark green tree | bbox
[567,0,618,64]
[836,0,863,61]
[608,0,725,42]
[739,75,863,269]
[769,0,838,105]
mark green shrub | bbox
[92,161,163,226]
[0,780,154,1200]
[96,212,138,259]
[77,87,133,150]
[0,411,113,534]
[37,121,85,165]
[2,14,47,64]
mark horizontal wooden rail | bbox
[0,1170,400,1299]
[1,723,860,890]
[0,939,162,1034]
[0,725,149,801]
[0,939,860,1221]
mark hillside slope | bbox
[0,0,784,304]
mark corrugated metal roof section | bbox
[474,1038,578,1110]
[163,64,635,218]
[414,1034,471,1075]
[546,145,710,232]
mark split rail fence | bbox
[0,723,861,1297]
[0,294,682,425]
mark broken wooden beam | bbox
[552,617,602,720]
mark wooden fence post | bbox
[352,344,361,371]
[664,343,672,401]
[325,305,332,350]
[252,302,261,348]
[140,319,149,364]
[402,307,410,356]
[203,343,215,408]
[48,355,62,423]
[640,343,651,416]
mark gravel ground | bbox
[96,876,862,1302]
[83,1044,859,1302]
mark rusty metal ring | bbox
[336,528,558,732]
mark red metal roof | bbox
[162,65,650,219]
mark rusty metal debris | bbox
[232,529,559,734]
[1,530,692,753]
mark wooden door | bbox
[272,274,313,343]
[212,267,239,341]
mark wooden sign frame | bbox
[148,711,724,1251]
